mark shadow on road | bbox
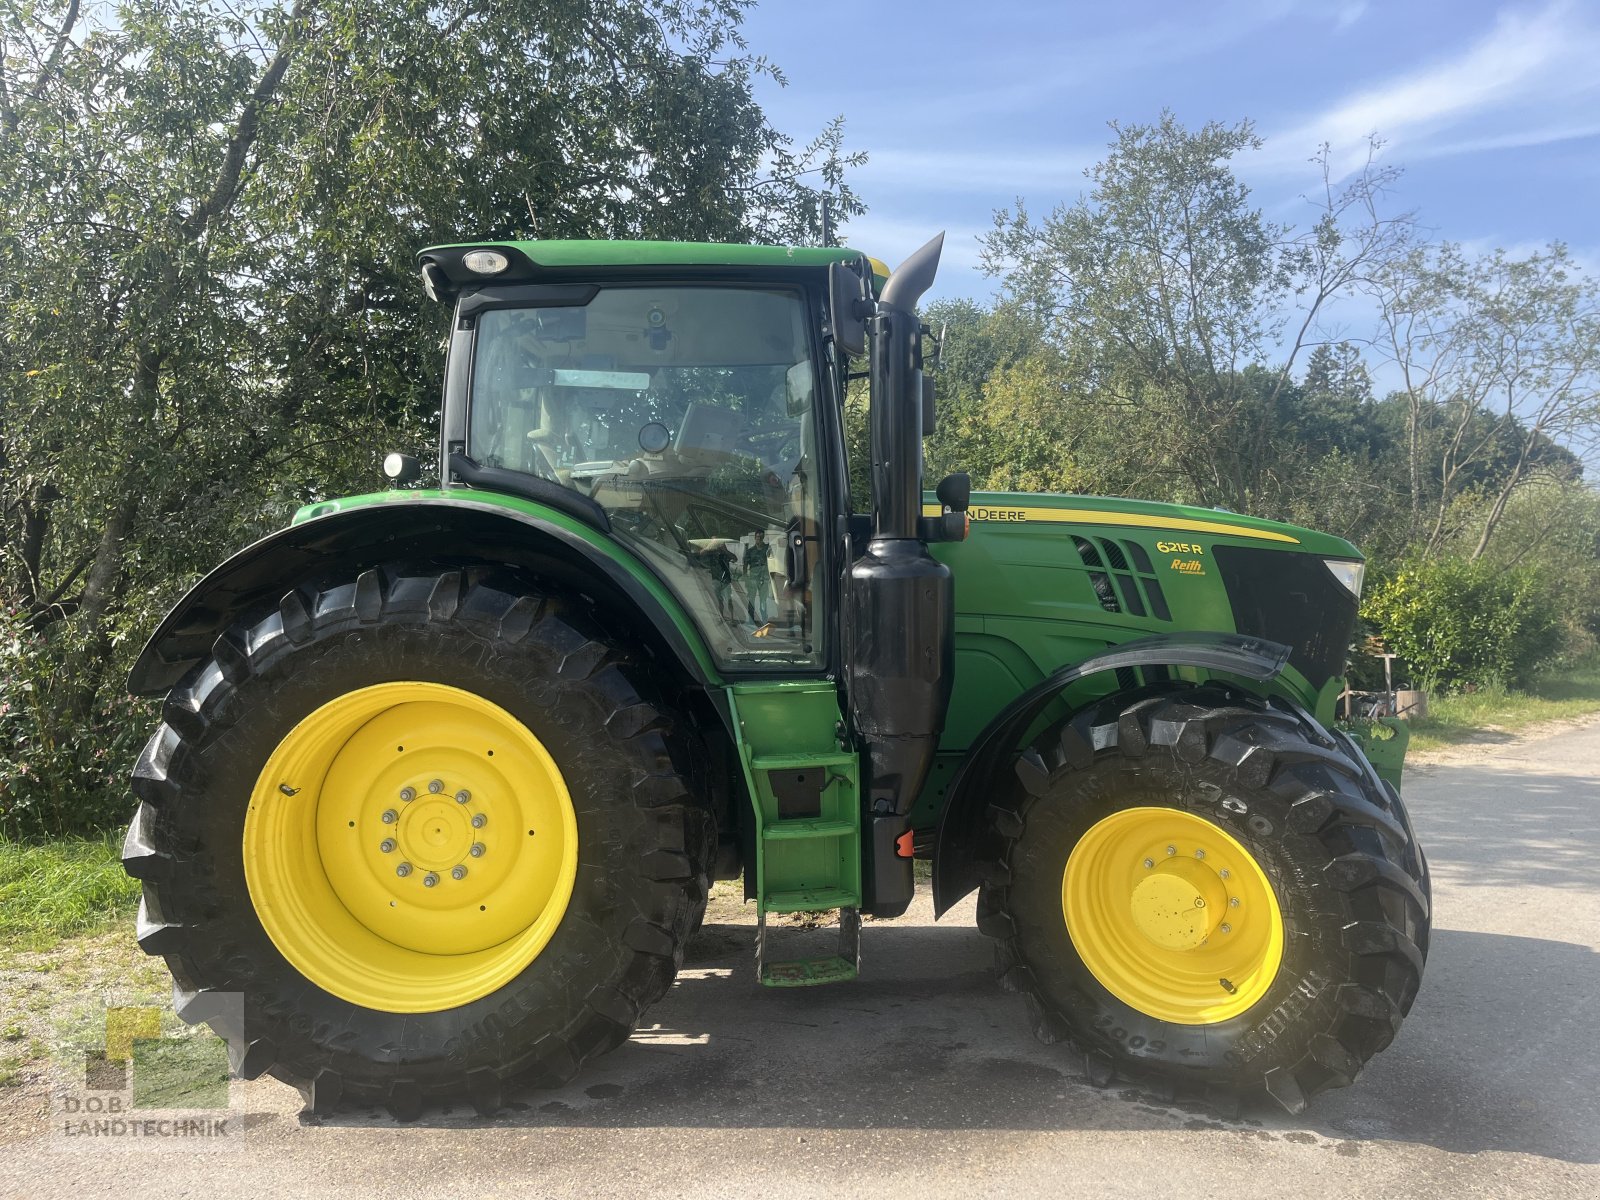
[305,916,1599,1165]
[1407,760,1600,891]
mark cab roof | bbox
[418,239,889,296]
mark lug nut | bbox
[471,813,487,829]
[1194,849,1206,860]
[399,787,416,802]
[1220,923,1232,934]
[1219,868,1230,879]
[1166,845,1177,856]
[469,842,486,858]
[381,809,398,824]
[379,838,396,854]
[428,779,444,794]
[1142,857,1154,869]
[396,862,413,877]
[422,872,439,888]
[1229,896,1240,907]
[451,865,468,880]
[455,789,471,804]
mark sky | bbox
[737,0,1600,311]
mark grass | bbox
[1404,660,1600,753]
[0,835,140,949]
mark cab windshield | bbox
[468,285,823,668]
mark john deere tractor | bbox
[122,234,1428,1120]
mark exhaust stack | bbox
[846,233,956,917]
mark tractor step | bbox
[756,906,860,987]
[727,683,866,963]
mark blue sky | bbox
[739,0,1600,305]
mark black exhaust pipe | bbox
[846,234,955,917]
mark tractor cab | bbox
[419,242,887,671]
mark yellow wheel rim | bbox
[243,682,579,1013]
[1063,807,1283,1024]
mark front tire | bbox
[979,684,1429,1113]
[122,566,714,1118]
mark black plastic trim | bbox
[448,451,610,532]
[1213,545,1357,689]
[929,632,1291,917]
[455,283,598,322]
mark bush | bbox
[0,608,153,839]
[1361,555,1566,689]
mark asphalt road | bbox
[4,720,1599,1198]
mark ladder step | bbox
[750,752,858,772]
[756,907,861,988]
[760,956,858,987]
[761,887,859,913]
[761,819,857,841]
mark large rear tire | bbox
[122,566,714,1118]
[978,683,1429,1114]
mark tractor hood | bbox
[926,491,1366,719]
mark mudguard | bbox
[930,631,1291,916]
[128,494,720,697]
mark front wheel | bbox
[978,684,1429,1113]
[123,567,713,1118]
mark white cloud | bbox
[1333,2,1369,32]
[855,0,1300,123]
[857,146,1099,195]
[1260,2,1600,179]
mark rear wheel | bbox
[123,566,714,1118]
[979,684,1429,1113]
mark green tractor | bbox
[122,234,1428,1120]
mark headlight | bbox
[1324,559,1365,599]
[462,250,510,275]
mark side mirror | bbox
[921,375,937,438]
[785,360,815,416]
[827,260,869,357]
[918,472,972,543]
[936,472,970,512]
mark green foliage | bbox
[0,0,865,837]
[1403,657,1600,753]
[0,608,158,835]
[0,835,140,946]
[1361,556,1566,689]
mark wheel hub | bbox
[1062,806,1284,1024]
[1129,856,1227,950]
[243,681,578,1013]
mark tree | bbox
[981,113,1411,513]
[1366,241,1599,558]
[0,0,865,835]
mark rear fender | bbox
[128,495,721,697]
[930,632,1291,917]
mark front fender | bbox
[129,492,721,696]
[930,631,1290,916]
